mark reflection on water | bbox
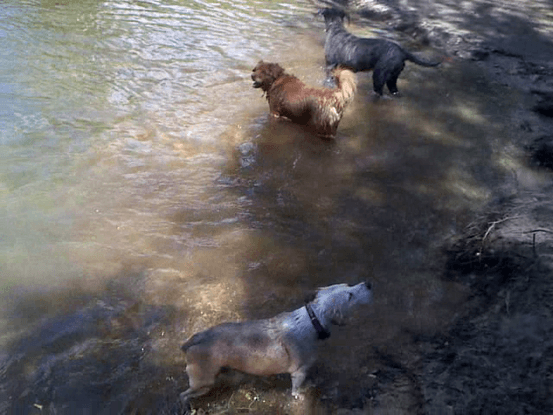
[0,0,521,413]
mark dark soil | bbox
[336,0,553,413]
[426,192,553,414]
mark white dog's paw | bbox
[289,390,314,415]
[291,391,305,401]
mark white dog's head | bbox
[311,282,372,327]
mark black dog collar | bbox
[305,303,331,340]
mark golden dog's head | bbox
[251,60,285,92]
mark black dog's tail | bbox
[405,51,441,67]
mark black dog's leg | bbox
[372,65,387,96]
[386,76,400,95]
[386,61,404,95]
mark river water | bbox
[0,0,521,413]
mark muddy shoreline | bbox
[188,2,553,413]
[341,0,553,413]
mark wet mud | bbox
[336,0,553,414]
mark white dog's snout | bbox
[351,281,373,305]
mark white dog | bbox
[179,281,373,408]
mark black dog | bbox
[320,8,441,97]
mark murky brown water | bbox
[0,0,522,413]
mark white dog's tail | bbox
[181,330,213,352]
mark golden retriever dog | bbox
[251,60,356,138]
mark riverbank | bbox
[345,0,553,413]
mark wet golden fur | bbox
[251,60,356,138]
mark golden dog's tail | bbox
[332,67,357,106]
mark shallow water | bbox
[0,0,522,413]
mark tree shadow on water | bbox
[0,271,187,415]
[205,22,535,411]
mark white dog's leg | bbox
[290,368,308,399]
